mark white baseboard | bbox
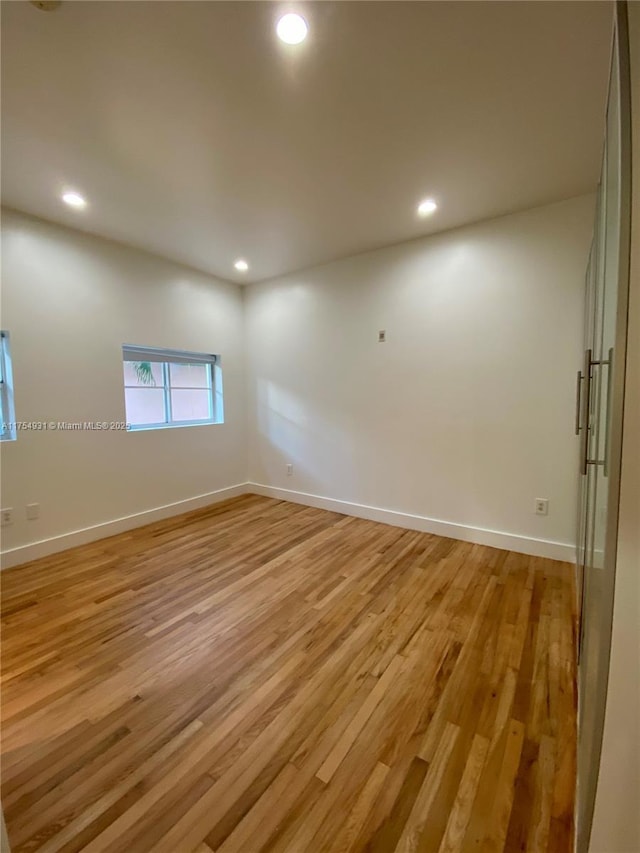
[249,483,575,562]
[1,480,575,570]
[0,483,249,570]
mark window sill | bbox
[127,420,223,433]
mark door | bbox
[575,4,632,851]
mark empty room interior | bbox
[1,2,639,852]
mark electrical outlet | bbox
[26,503,40,521]
[378,330,386,343]
[535,498,549,516]
[1,508,14,526]
[286,464,293,476]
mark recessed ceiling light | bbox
[417,198,438,217]
[234,259,249,272]
[276,13,308,45]
[62,191,87,209]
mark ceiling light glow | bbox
[62,191,87,209]
[417,198,438,217]
[276,13,308,45]
[234,259,249,272]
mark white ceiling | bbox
[1,1,612,283]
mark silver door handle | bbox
[580,349,592,475]
[575,370,583,435]
[604,347,613,477]
[580,348,612,475]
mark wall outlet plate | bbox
[378,330,386,343]
[26,503,40,520]
[535,498,549,516]
[1,508,14,525]
[286,464,293,476]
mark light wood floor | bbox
[1,495,577,853]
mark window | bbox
[0,331,16,441]
[122,346,223,431]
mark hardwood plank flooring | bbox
[0,495,577,852]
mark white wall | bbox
[0,209,246,564]
[590,6,640,850]
[1,196,595,565]
[245,195,595,558]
